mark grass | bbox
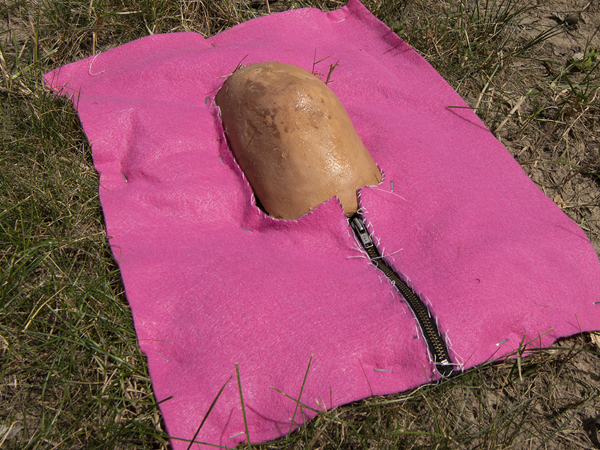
[1,0,600,448]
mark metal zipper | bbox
[350,214,454,377]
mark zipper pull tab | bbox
[350,215,373,249]
[436,360,454,378]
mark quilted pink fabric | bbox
[44,1,600,448]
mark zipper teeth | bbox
[350,215,453,377]
[364,245,449,359]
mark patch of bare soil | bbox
[398,0,600,447]
[460,336,600,449]
[496,0,600,254]
[488,1,600,448]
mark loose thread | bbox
[88,53,105,76]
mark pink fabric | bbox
[44,1,600,448]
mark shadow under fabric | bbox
[44,0,600,448]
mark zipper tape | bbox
[350,214,454,377]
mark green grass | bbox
[2,0,600,448]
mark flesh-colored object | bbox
[216,61,381,220]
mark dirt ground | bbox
[485,0,600,255]
[461,1,600,447]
